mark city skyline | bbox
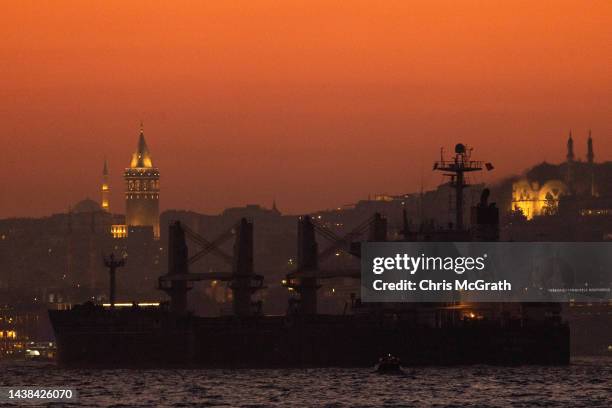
[2,1,611,217]
[1,3,610,402]
[0,124,605,219]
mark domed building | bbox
[512,180,569,220]
[72,198,102,214]
[510,131,600,220]
[68,197,116,234]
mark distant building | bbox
[0,125,167,309]
[511,132,598,220]
[512,179,568,219]
[124,126,160,239]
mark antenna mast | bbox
[433,144,490,230]
[104,253,126,308]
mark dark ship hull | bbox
[49,157,572,368]
[49,305,569,367]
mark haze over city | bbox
[2,1,611,217]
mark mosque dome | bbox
[73,198,101,213]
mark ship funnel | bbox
[470,188,499,241]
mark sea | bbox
[0,358,610,407]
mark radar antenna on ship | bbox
[433,143,493,230]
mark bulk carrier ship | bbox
[49,144,570,367]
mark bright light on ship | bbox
[102,302,160,307]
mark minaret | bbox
[66,206,73,282]
[565,131,575,194]
[587,130,596,196]
[101,158,110,212]
[124,124,160,238]
[566,131,575,162]
[587,130,594,164]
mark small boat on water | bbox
[375,354,403,374]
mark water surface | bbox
[1,358,610,407]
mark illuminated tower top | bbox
[130,125,154,168]
[101,158,110,212]
[124,125,160,238]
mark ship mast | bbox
[103,253,126,308]
[433,144,490,230]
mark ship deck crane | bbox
[285,213,387,314]
[158,218,264,316]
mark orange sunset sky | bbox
[1,1,611,217]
